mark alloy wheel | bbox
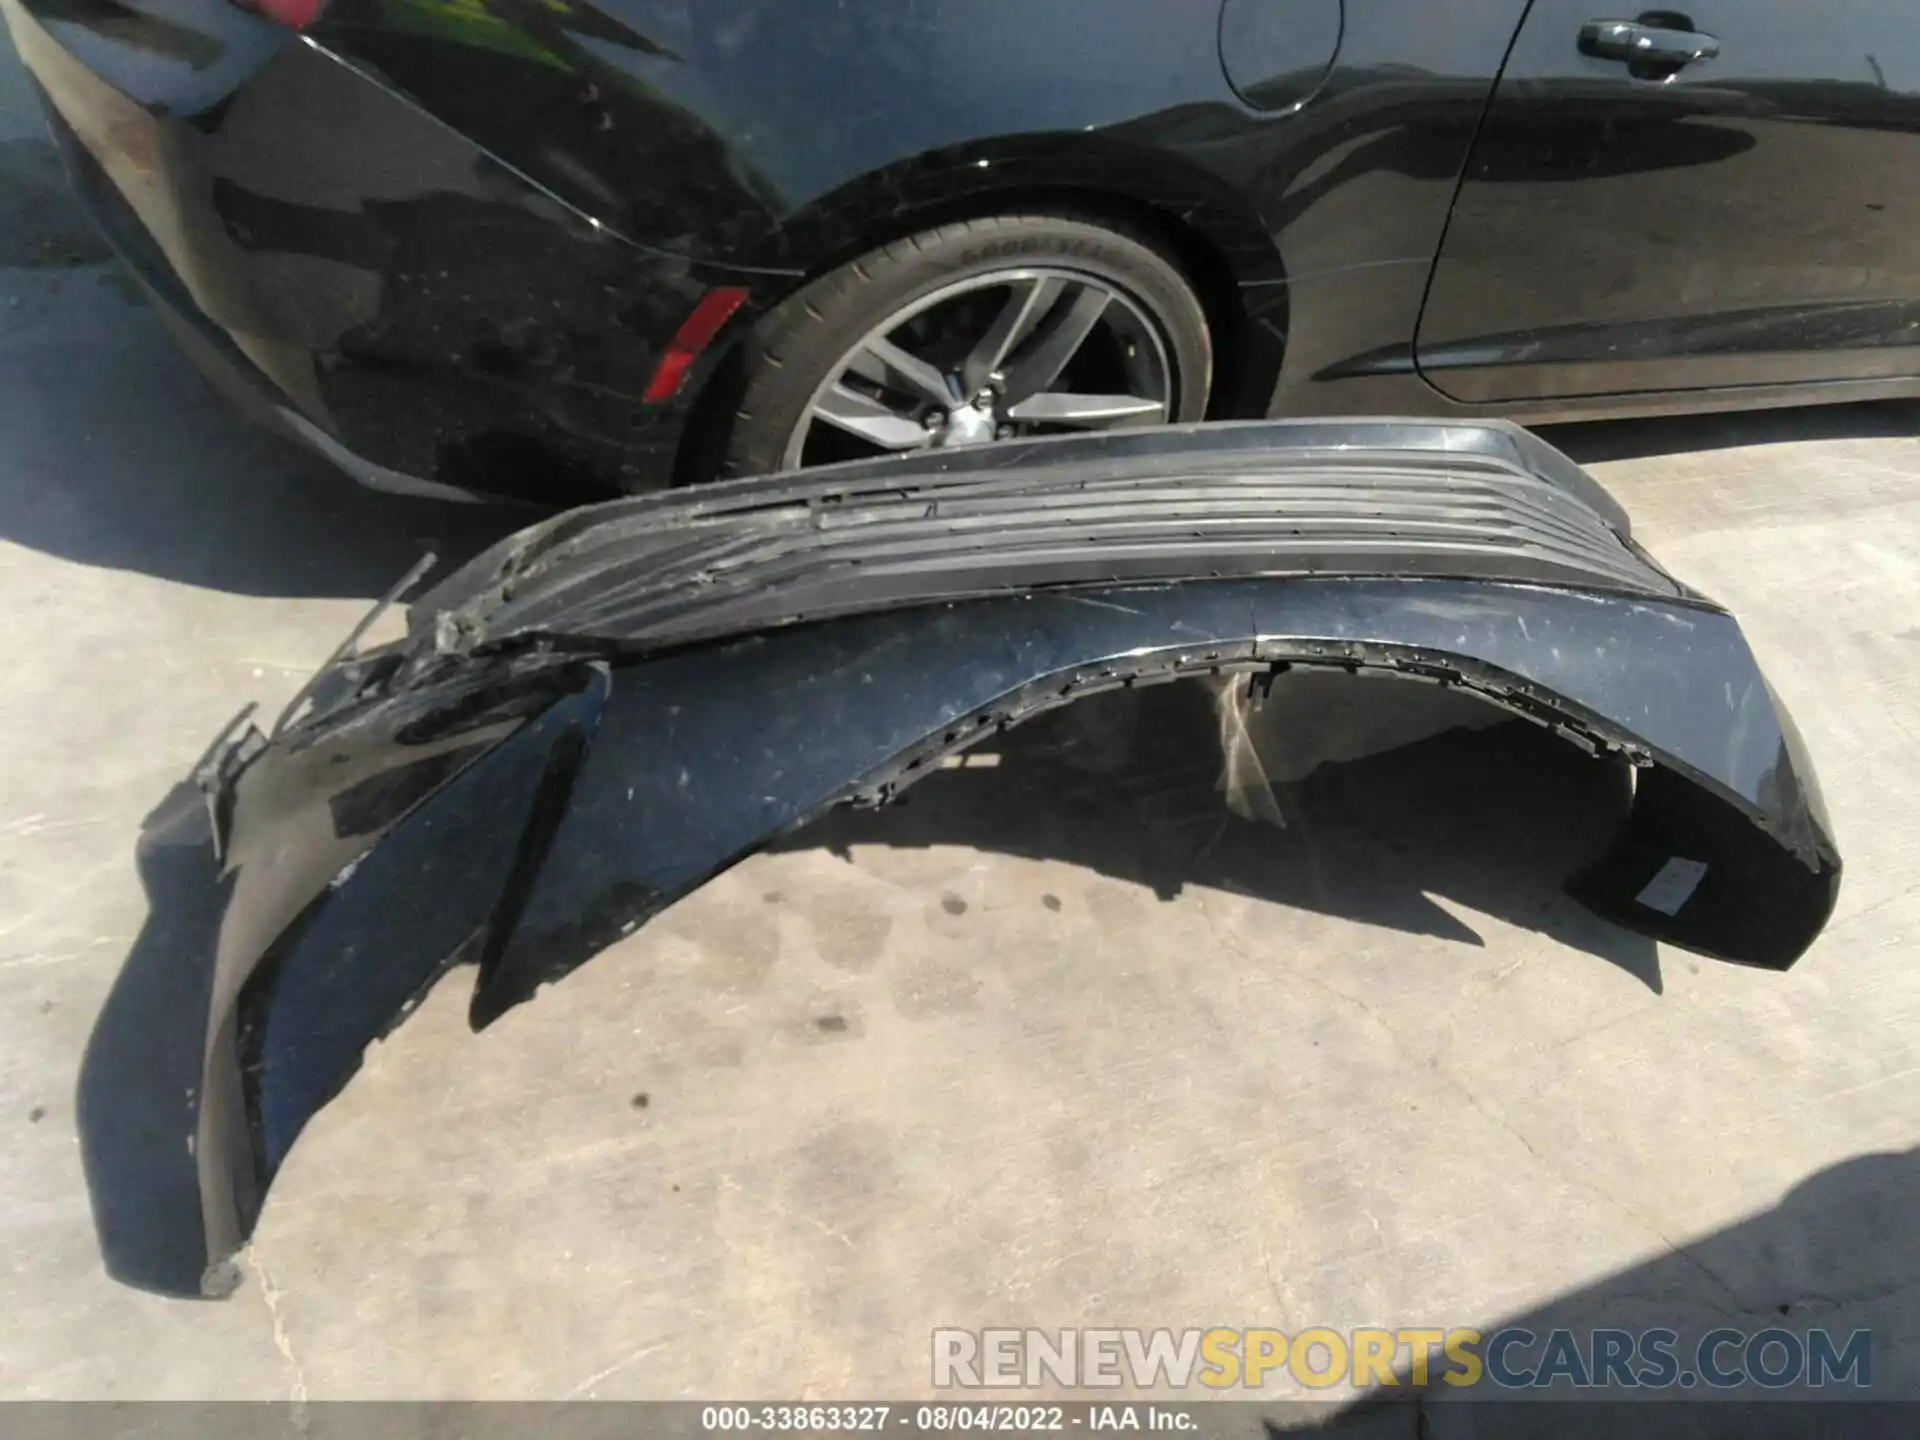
[782,267,1176,470]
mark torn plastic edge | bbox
[1207,670,1291,828]
[829,643,1657,817]
[271,550,437,741]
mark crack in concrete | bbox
[1769,1273,1920,1320]
[567,1340,669,1398]
[718,1173,857,1250]
[250,1247,311,1423]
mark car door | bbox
[1414,2,1920,404]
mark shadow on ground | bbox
[0,136,111,266]
[1,40,519,595]
[0,261,523,598]
[1305,1147,1920,1437]
[1540,399,1920,466]
[75,780,226,1295]
[782,681,1662,990]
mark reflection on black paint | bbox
[205,171,698,498]
[1414,297,1920,382]
[1217,0,1342,113]
[327,742,487,837]
[1463,114,1759,184]
[31,0,225,66]
[1420,0,1920,403]
[20,0,1920,497]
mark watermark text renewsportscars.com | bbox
[931,1326,1872,1391]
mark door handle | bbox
[1579,18,1720,70]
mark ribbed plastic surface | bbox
[425,423,1689,653]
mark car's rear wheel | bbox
[719,215,1213,477]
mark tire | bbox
[718,213,1214,478]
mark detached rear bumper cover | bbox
[191,420,1839,1290]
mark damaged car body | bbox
[189,419,1840,1291]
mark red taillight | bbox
[643,286,749,403]
[244,0,323,29]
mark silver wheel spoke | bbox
[1004,392,1168,428]
[960,277,1063,394]
[786,265,1174,467]
[1000,285,1111,404]
[847,337,954,407]
[810,383,928,451]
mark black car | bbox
[7,0,1919,504]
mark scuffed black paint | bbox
[179,422,1837,1286]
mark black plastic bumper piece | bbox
[417,418,1674,650]
[186,420,1838,1290]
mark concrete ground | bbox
[3,28,1919,1424]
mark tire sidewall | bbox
[725,217,1213,476]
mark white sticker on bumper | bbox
[1636,856,1709,916]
